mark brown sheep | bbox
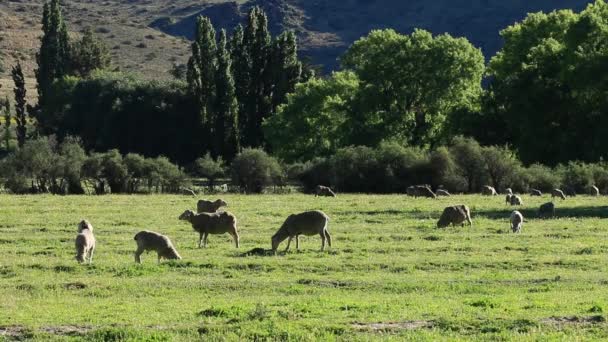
[510,195,523,206]
[407,185,436,198]
[436,189,451,197]
[75,220,96,264]
[133,231,181,264]
[482,186,498,196]
[179,210,239,248]
[530,189,542,196]
[539,202,555,218]
[510,210,524,233]
[315,185,337,197]
[196,199,228,213]
[437,205,472,228]
[552,189,566,200]
[271,211,331,252]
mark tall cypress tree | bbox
[3,97,11,151]
[187,16,217,128]
[230,24,250,144]
[270,31,302,113]
[214,29,240,160]
[12,62,27,148]
[36,0,70,110]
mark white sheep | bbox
[552,189,566,200]
[196,199,228,213]
[510,210,523,233]
[315,185,337,197]
[179,210,239,248]
[510,195,523,206]
[505,188,513,195]
[271,210,331,252]
[530,189,542,196]
[75,220,96,264]
[133,230,181,264]
[590,185,600,196]
[482,186,498,196]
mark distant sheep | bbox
[505,194,512,205]
[315,185,337,197]
[510,195,523,206]
[133,230,181,264]
[75,220,96,264]
[505,188,513,195]
[530,189,542,196]
[482,186,498,196]
[179,210,239,248]
[436,189,451,197]
[407,185,436,198]
[197,199,228,213]
[271,210,331,252]
[590,185,600,196]
[437,205,472,228]
[539,202,555,218]
[552,189,566,200]
[181,188,197,197]
[510,211,524,233]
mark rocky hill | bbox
[0,0,593,101]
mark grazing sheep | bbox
[505,188,513,195]
[505,194,513,205]
[315,185,337,197]
[133,230,181,264]
[436,189,451,197]
[482,186,498,196]
[271,210,331,252]
[181,188,197,197]
[565,188,577,197]
[552,189,566,200]
[590,185,600,196]
[539,202,555,218]
[179,210,239,248]
[75,220,96,264]
[196,199,228,213]
[407,185,437,198]
[437,205,472,228]
[510,195,523,206]
[510,211,524,233]
[530,189,542,196]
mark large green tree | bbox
[36,0,70,110]
[488,1,608,165]
[342,29,485,147]
[70,27,111,77]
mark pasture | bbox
[0,194,607,341]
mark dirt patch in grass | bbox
[64,282,88,290]
[541,315,606,326]
[352,320,433,332]
[0,325,31,339]
[40,325,93,335]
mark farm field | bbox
[1,194,608,341]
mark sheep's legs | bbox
[198,233,203,248]
[88,247,95,264]
[320,232,326,251]
[285,236,293,251]
[324,230,332,247]
[134,248,143,264]
[295,235,299,250]
[230,232,240,248]
[203,233,209,248]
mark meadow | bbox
[0,193,607,341]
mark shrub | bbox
[558,162,594,194]
[450,136,488,192]
[525,164,561,192]
[231,149,284,193]
[195,153,225,190]
[482,145,522,191]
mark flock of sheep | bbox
[73,184,593,264]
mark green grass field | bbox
[1,194,607,341]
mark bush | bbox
[524,164,561,192]
[195,153,225,190]
[558,162,594,194]
[482,145,522,192]
[231,149,284,193]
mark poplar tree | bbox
[3,98,11,151]
[36,0,70,110]
[187,16,217,128]
[230,24,250,141]
[270,31,302,113]
[214,29,240,160]
[12,62,27,148]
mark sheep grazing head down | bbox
[214,199,228,208]
[271,230,288,252]
[178,210,195,222]
[78,219,93,233]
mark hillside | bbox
[0,0,594,102]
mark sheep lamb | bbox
[437,205,472,228]
[510,210,524,233]
[552,189,566,200]
[539,202,555,218]
[482,186,498,196]
[197,199,228,213]
[271,210,331,252]
[179,210,239,248]
[75,220,96,264]
[530,189,542,196]
[315,185,337,197]
[510,195,523,206]
[133,230,181,264]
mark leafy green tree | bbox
[231,148,283,193]
[263,71,360,162]
[449,136,487,193]
[342,29,485,147]
[231,24,251,140]
[214,29,240,160]
[36,0,71,110]
[195,152,225,190]
[481,145,522,190]
[70,27,111,77]
[270,31,302,113]
[11,62,27,148]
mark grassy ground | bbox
[0,194,607,341]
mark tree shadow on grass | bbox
[474,206,608,220]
